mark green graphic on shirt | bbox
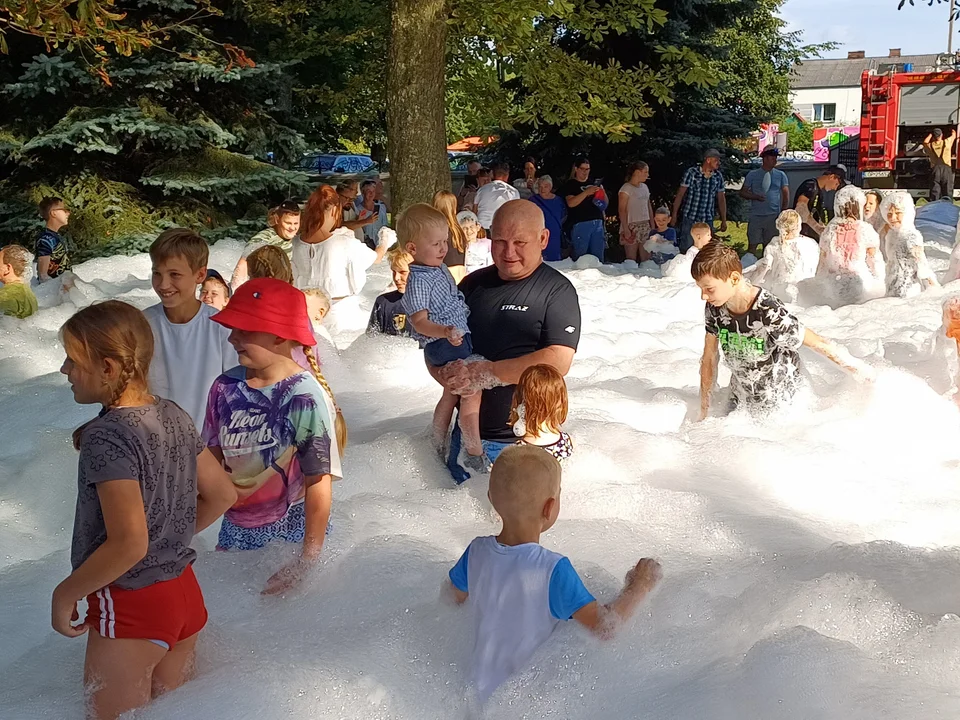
[718,328,764,356]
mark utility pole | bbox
[951,0,957,54]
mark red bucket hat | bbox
[212,278,316,347]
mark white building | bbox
[790,50,939,127]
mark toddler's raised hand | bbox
[446,326,464,346]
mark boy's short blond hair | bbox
[690,222,712,236]
[691,240,742,281]
[386,245,414,271]
[0,244,31,277]
[489,445,561,522]
[396,203,448,249]
[303,287,331,315]
[149,228,208,272]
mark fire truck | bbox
[859,55,960,197]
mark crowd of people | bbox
[2,144,959,718]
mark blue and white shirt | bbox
[449,536,595,702]
[401,264,470,348]
[680,165,725,224]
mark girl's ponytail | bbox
[302,345,347,451]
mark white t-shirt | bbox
[448,536,595,702]
[144,302,238,428]
[342,204,365,242]
[291,228,378,297]
[475,181,520,229]
[618,182,650,224]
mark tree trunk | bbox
[387,0,450,216]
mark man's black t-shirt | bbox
[366,290,413,338]
[793,179,846,240]
[460,263,581,442]
[562,179,604,226]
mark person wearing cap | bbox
[923,127,957,202]
[671,148,728,254]
[201,277,345,595]
[792,166,845,242]
[200,269,231,311]
[459,209,493,275]
[740,147,790,257]
[230,201,301,290]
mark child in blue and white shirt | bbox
[399,203,487,474]
[449,446,662,702]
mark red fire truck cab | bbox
[859,67,960,197]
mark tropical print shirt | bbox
[705,288,804,411]
[202,367,334,529]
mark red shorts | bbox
[85,564,208,650]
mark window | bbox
[813,103,837,124]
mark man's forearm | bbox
[717,194,727,223]
[491,346,574,385]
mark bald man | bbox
[440,200,582,484]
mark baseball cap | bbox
[204,269,232,297]
[934,128,944,138]
[456,210,479,226]
[822,165,846,181]
[760,147,779,157]
[212,277,315,347]
[704,148,722,159]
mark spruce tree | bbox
[0,0,309,259]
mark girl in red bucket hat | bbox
[201,278,347,594]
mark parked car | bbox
[449,152,479,172]
[298,153,378,177]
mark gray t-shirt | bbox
[71,398,205,590]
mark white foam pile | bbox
[4,233,960,719]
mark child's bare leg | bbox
[84,632,166,720]
[433,388,459,449]
[151,632,198,698]
[459,391,482,456]
[623,241,638,262]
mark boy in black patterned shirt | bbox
[692,241,872,419]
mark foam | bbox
[3,241,960,717]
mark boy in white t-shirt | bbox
[144,229,238,427]
[448,446,662,702]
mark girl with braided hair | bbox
[55,300,237,720]
[202,278,345,595]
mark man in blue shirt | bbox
[739,147,790,257]
[671,148,728,253]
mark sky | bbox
[780,0,956,59]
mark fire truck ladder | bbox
[864,73,894,163]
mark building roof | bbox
[791,54,941,89]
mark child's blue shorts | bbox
[424,333,473,367]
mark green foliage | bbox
[0,0,309,256]
[141,147,308,201]
[779,115,818,152]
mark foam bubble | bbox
[3,248,960,717]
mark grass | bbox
[717,221,749,256]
